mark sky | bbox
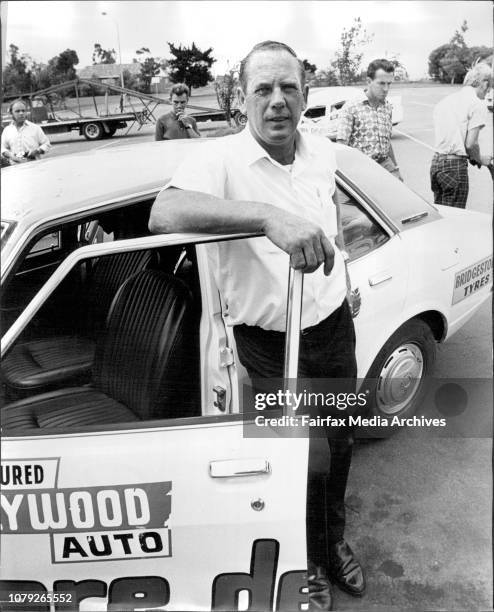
[2,1,493,79]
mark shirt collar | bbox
[361,89,391,108]
[10,119,32,129]
[236,123,315,168]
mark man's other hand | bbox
[263,211,335,275]
[178,113,194,128]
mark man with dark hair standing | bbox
[150,40,364,610]
[155,83,201,140]
[430,62,493,208]
[1,99,51,165]
[337,59,402,179]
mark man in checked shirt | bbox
[336,59,402,180]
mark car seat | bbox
[1,269,193,431]
[2,250,155,395]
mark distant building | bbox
[77,63,171,92]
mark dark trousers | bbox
[233,300,357,567]
[430,154,469,208]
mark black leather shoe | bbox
[327,540,365,596]
[307,562,333,611]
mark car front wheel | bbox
[365,319,436,421]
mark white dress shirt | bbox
[1,120,51,158]
[165,126,346,331]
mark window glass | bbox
[303,105,326,119]
[336,185,389,261]
[26,231,61,258]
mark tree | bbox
[92,43,116,64]
[332,18,373,85]
[302,59,317,84]
[311,68,339,87]
[47,49,79,84]
[215,66,238,126]
[3,44,35,95]
[428,21,492,83]
[167,42,216,91]
[133,47,163,93]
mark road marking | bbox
[394,128,436,152]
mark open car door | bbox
[1,235,309,611]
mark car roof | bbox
[1,139,210,224]
[307,86,363,107]
[1,136,437,230]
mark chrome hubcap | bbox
[376,343,424,415]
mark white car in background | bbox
[299,86,404,140]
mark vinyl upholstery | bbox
[1,270,192,432]
[2,250,154,392]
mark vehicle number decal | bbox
[452,256,492,305]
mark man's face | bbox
[238,50,308,149]
[171,93,188,115]
[366,68,394,103]
[11,102,27,125]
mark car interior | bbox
[1,184,386,433]
[1,199,201,432]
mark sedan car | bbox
[0,140,491,610]
[299,86,404,139]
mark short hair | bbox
[464,62,493,88]
[169,83,190,99]
[9,98,28,113]
[367,59,395,80]
[239,40,305,91]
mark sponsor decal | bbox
[0,539,309,610]
[0,459,172,563]
[452,256,492,305]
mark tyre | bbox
[364,319,436,421]
[83,122,104,140]
[233,111,248,127]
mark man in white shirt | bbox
[1,99,51,165]
[431,63,493,208]
[150,41,364,609]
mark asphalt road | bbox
[32,85,493,610]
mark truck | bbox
[2,78,246,141]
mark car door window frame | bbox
[1,232,302,436]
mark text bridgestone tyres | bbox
[364,318,436,422]
[83,122,104,140]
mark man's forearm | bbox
[149,187,274,235]
[466,142,482,165]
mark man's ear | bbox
[302,84,309,111]
[237,86,246,113]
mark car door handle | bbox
[209,458,271,478]
[369,271,392,286]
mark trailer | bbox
[3,79,246,140]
